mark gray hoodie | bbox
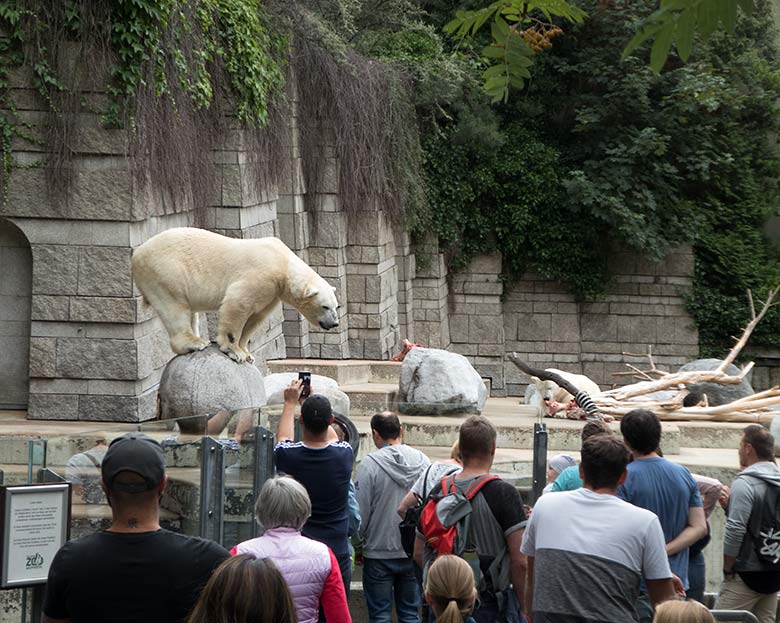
[724,461,780,569]
[355,444,430,558]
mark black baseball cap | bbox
[101,433,166,493]
[301,394,333,433]
[301,394,332,419]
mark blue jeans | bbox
[363,557,420,623]
[687,550,706,603]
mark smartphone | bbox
[298,371,312,399]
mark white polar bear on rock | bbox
[132,227,340,364]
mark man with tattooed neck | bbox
[42,433,229,623]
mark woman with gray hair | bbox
[231,476,351,623]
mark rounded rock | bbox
[159,344,266,433]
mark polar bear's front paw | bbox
[220,345,246,363]
[244,352,255,364]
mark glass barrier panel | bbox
[138,409,261,550]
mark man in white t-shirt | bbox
[521,434,677,622]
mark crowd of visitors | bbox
[40,385,780,623]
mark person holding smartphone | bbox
[274,378,355,601]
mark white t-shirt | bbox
[521,488,671,622]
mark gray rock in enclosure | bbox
[633,391,678,402]
[398,347,488,415]
[771,414,780,457]
[264,372,350,417]
[159,344,266,433]
[678,358,754,407]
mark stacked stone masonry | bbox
[0,62,740,423]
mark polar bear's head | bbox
[531,376,561,402]
[295,275,340,330]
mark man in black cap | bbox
[274,381,355,597]
[42,433,229,623]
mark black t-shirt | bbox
[274,440,354,555]
[422,475,526,605]
[469,479,527,597]
[43,529,229,623]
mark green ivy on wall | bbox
[0,0,288,205]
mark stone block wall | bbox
[502,248,699,396]
[746,348,780,391]
[449,254,506,393]
[0,59,713,421]
[346,210,400,360]
[411,240,450,349]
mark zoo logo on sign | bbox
[759,527,780,564]
[25,553,44,570]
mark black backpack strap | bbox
[420,463,434,501]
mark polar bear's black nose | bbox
[319,320,339,330]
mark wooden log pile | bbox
[511,287,780,423]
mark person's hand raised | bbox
[284,379,304,406]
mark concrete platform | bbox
[267,358,402,385]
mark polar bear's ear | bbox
[301,284,320,299]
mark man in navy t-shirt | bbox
[274,381,354,596]
[618,409,706,623]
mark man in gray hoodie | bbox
[717,424,780,623]
[355,411,430,623]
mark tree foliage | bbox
[441,0,756,100]
[427,0,780,350]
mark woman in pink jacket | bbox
[231,476,351,623]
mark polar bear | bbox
[530,369,601,418]
[132,228,339,363]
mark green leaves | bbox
[445,0,586,102]
[622,0,755,73]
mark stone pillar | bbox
[9,218,165,422]
[276,82,312,358]
[206,129,287,366]
[448,254,505,395]
[346,209,400,360]
[304,138,350,359]
[411,238,450,350]
[393,229,416,344]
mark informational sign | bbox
[0,483,71,588]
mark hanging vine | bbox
[273,1,425,227]
[0,0,289,218]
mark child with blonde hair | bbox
[424,555,477,623]
[653,599,715,623]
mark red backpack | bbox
[419,473,499,556]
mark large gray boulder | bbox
[398,347,488,415]
[770,414,780,457]
[678,358,754,407]
[264,372,350,417]
[159,344,266,433]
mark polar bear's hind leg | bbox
[146,290,208,354]
[165,306,209,354]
